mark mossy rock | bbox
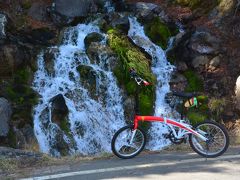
[84,32,104,49]
[144,17,177,50]
[183,70,204,92]
[107,29,156,115]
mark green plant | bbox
[208,98,226,121]
[183,70,204,92]
[144,17,174,50]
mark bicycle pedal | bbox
[163,133,170,139]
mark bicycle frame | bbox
[132,115,208,142]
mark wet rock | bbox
[49,94,69,128]
[49,125,74,156]
[84,32,104,49]
[43,47,59,75]
[104,13,130,33]
[86,42,118,71]
[188,31,220,55]
[111,16,130,33]
[0,98,12,137]
[192,55,210,68]
[77,65,97,99]
[50,94,69,116]
[0,13,7,43]
[123,96,135,123]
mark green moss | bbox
[183,70,204,92]
[107,29,156,115]
[187,110,207,125]
[60,119,71,136]
[14,68,31,84]
[144,17,177,50]
[21,0,32,10]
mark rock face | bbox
[53,0,96,18]
[0,98,12,137]
[188,31,220,55]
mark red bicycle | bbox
[111,69,229,159]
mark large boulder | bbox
[50,94,69,125]
[48,0,99,26]
[0,98,12,137]
[53,0,97,18]
[28,2,49,22]
[0,45,30,77]
[50,94,68,116]
[192,55,210,68]
[84,32,104,49]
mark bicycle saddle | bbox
[172,91,199,98]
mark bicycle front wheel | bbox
[111,125,146,159]
[189,120,229,158]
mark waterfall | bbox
[33,22,125,156]
[128,17,177,150]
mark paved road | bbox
[20,147,240,180]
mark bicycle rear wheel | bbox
[111,125,146,159]
[189,120,229,158]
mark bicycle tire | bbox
[189,120,229,158]
[111,125,146,159]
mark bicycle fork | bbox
[129,129,137,145]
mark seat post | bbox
[135,87,140,115]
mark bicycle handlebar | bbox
[129,68,150,86]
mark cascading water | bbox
[128,17,178,150]
[33,22,125,156]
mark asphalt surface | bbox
[19,146,240,180]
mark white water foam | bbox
[33,23,125,156]
[128,17,177,150]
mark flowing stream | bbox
[128,17,176,150]
[33,23,125,156]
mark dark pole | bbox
[135,86,140,115]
